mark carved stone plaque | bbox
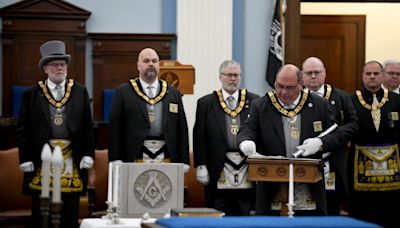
[118,163,184,218]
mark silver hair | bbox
[383,59,400,70]
[219,60,241,75]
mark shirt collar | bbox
[47,79,66,90]
[139,78,159,91]
[278,93,301,108]
[221,89,239,101]
[315,85,325,97]
[382,84,400,94]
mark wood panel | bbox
[0,0,90,117]
[90,33,176,121]
[300,15,366,92]
[285,0,301,66]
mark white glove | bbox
[79,156,94,169]
[20,161,34,172]
[296,138,323,157]
[196,165,209,185]
[239,140,256,156]
[183,164,190,173]
[112,160,123,164]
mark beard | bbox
[143,68,157,81]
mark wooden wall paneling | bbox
[300,15,366,92]
[284,0,301,66]
[89,33,176,121]
[0,0,91,117]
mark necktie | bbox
[226,96,236,110]
[55,85,63,101]
[147,86,155,98]
[371,94,381,132]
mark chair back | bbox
[87,149,108,215]
[0,147,32,211]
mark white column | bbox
[177,0,233,148]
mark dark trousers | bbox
[212,188,254,216]
[349,190,400,228]
[32,193,80,228]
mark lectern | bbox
[159,60,195,94]
[247,158,323,216]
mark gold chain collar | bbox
[356,89,388,111]
[130,78,168,105]
[324,84,332,100]
[216,89,247,117]
[38,79,74,108]
[268,88,309,118]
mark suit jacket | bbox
[238,89,339,215]
[108,79,189,164]
[323,84,358,196]
[193,89,259,203]
[17,79,95,195]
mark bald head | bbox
[302,57,326,91]
[137,48,160,83]
[274,64,303,105]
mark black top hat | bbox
[38,40,71,69]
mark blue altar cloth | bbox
[156,216,381,228]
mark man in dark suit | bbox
[17,40,95,228]
[302,57,358,215]
[348,61,400,227]
[193,60,259,215]
[108,48,189,170]
[238,64,340,215]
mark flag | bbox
[266,0,283,87]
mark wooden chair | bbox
[0,147,32,227]
[87,149,109,217]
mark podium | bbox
[247,158,323,216]
[159,60,195,94]
[118,163,184,218]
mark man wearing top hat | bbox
[17,40,95,228]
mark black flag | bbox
[266,0,283,87]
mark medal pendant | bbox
[54,109,63,125]
[231,119,239,135]
[231,125,239,135]
[148,105,155,123]
[291,128,299,139]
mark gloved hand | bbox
[183,164,190,173]
[296,137,323,157]
[79,156,94,169]
[239,140,256,156]
[111,160,123,164]
[196,165,210,185]
[20,161,34,172]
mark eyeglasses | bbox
[385,71,400,77]
[275,82,299,91]
[303,70,322,77]
[47,62,67,68]
[222,73,240,78]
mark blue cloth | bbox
[12,86,28,118]
[156,216,381,228]
[102,89,115,122]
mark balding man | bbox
[238,64,340,215]
[349,61,400,227]
[302,57,358,215]
[108,48,190,170]
[382,60,400,94]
